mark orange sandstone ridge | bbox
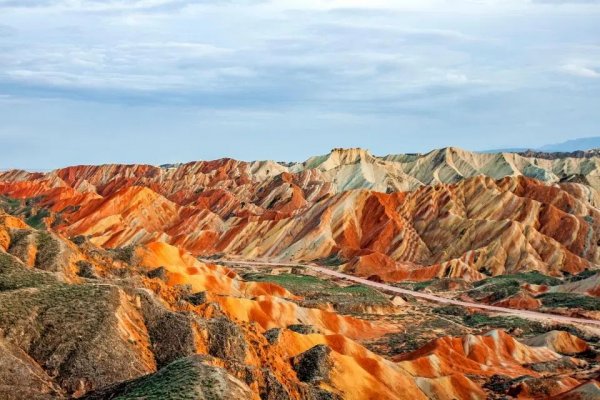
[1,158,598,280]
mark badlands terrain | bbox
[1,147,600,399]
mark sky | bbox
[0,0,599,169]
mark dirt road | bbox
[210,258,600,327]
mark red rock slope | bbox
[2,161,598,282]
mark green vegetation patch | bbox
[0,195,21,213]
[538,293,600,311]
[25,208,50,230]
[242,272,388,307]
[0,278,154,394]
[35,231,61,270]
[392,280,436,291]
[366,314,471,355]
[113,357,204,400]
[317,254,346,267]
[473,272,562,287]
[468,279,521,302]
[0,195,50,229]
[0,281,117,329]
[412,280,437,291]
[242,272,325,293]
[462,313,546,336]
[86,356,230,400]
[567,269,599,283]
[0,252,59,291]
[433,305,469,317]
[467,272,562,303]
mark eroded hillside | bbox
[1,148,600,399]
[1,149,600,281]
[0,213,599,399]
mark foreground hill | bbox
[0,212,598,400]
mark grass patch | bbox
[243,272,327,293]
[86,356,222,400]
[0,195,21,213]
[462,313,546,335]
[35,231,60,270]
[566,269,599,283]
[0,195,51,229]
[317,254,346,267]
[242,272,388,307]
[392,280,436,291]
[25,208,50,229]
[412,280,436,291]
[468,279,521,302]
[0,281,120,352]
[474,272,561,287]
[0,252,58,291]
[366,314,471,355]
[433,305,469,317]
[538,293,600,311]
[0,279,157,394]
[468,272,562,302]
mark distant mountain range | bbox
[485,136,600,153]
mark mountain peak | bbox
[329,147,374,161]
[302,147,376,171]
[431,146,470,156]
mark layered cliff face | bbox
[0,213,597,400]
[2,149,599,281]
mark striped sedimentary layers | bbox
[0,213,595,400]
[2,147,599,281]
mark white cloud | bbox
[562,63,600,78]
[4,0,593,14]
[0,0,193,11]
[445,72,470,84]
[0,0,598,112]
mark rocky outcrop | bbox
[506,376,581,398]
[493,292,542,310]
[263,328,283,345]
[205,317,248,363]
[138,290,200,368]
[552,272,600,297]
[0,338,64,399]
[551,381,600,399]
[287,324,321,335]
[291,345,333,383]
[184,290,207,305]
[260,369,292,400]
[522,331,591,355]
[395,330,562,378]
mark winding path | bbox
[208,258,600,327]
